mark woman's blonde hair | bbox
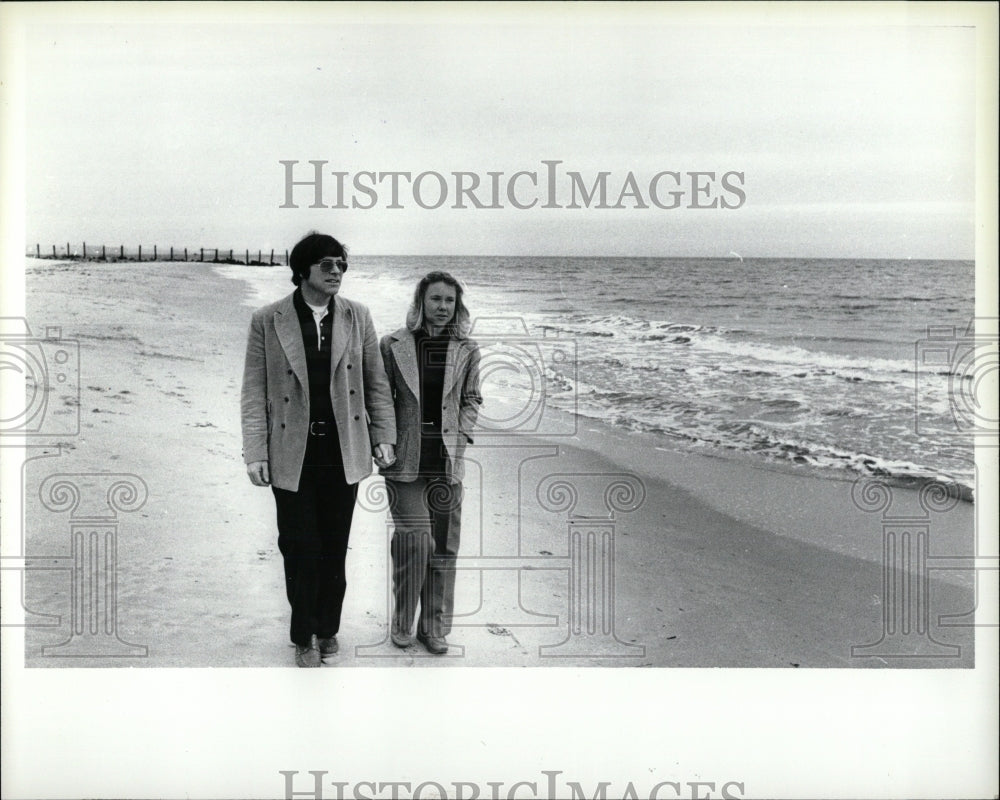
[405,271,471,339]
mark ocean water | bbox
[218,256,979,496]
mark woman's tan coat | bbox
[379,326,482,484]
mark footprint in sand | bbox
[486,623,527,653]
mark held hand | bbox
[373,443,396,468]
[246,460,270,486]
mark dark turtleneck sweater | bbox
[413,327,451,475]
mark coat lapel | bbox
[274,294,307,388]
[330,294,353,371]
[390,328,420,400]
[442,339,471,399]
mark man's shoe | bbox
[294,643,321,668]
[317,636,339,657]
[417,631,449,655]
[390,623,413,649]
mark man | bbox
[241,232,396,667]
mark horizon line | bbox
[24,249,976,263]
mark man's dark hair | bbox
[288,232,348,286]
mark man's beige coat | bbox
[241,292,396,490]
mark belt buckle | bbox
[309,421,327,436]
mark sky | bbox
[6,6,986,258]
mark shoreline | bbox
[19,259,977,667]
[207,259,976,502]
[494,389,977,504]
[508,399,976,591]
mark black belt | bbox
[309,420,335,436]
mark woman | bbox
[379,271,482,655]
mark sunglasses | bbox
[314,257,348,273]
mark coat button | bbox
[281,423,285,429]
[287,369,293,375]
[284,397,289,402]
[354,415,360,421]
[442,405,447,410]
[347,364,352,369]
[443,428,449,433]
[349,389,355,395]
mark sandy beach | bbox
[19,258,977,669]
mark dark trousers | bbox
[271,431,357,647]
[387,477,463,639]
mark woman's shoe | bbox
[417,631,448,655]
[390,622,413,648]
